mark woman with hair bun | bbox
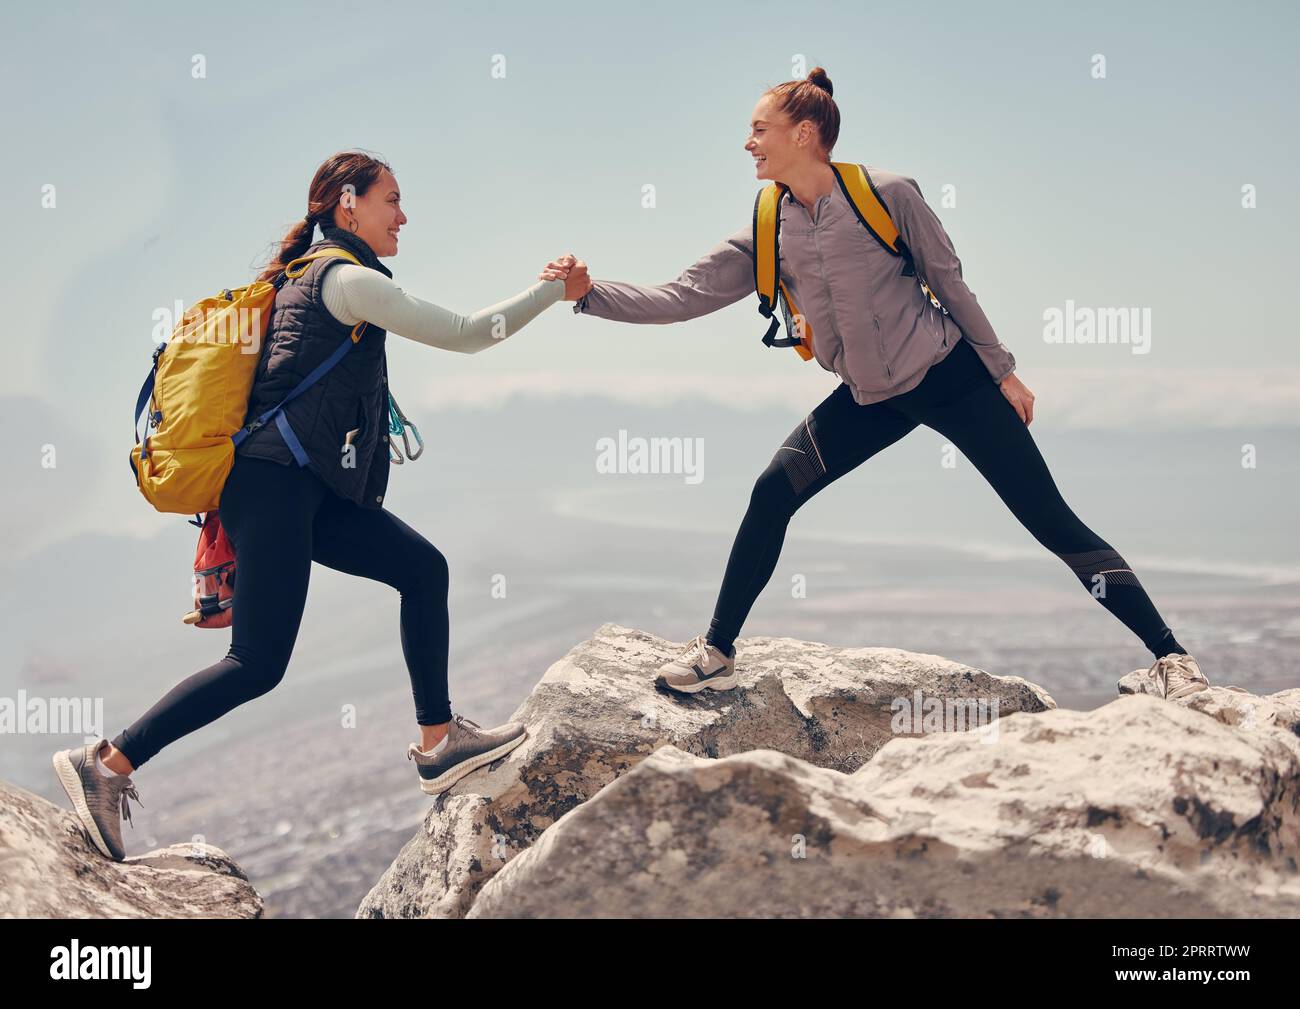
[557,68,1207,702]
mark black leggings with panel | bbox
[705,337,1185,661]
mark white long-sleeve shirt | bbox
[321,264,565,351]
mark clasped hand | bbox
[539,252,593,301]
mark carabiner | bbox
[386,394,407,463]
[387,391,424,461]
[400,418,424,460]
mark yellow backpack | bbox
[129,248,369,516]
[752,161,949,361]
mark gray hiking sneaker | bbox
[1127,653,1210,700]
[654,634,737,694]
[52,738,143,862]
[406,713,527,795]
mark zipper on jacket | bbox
[809,215,844,363]
[874,317,892,380]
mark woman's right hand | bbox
[539,252,593,301]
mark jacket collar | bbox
[782,185,837,212]
[317,222,394,279]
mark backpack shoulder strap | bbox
[753,182,784,325]
[753,182,813,354]
[282,247,363,278]
[833,162,949,313]
[231,322,364,456]
[829,162,907,258]
[280,247,368,343]
[751,183,817,360]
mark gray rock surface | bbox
[357,622,1056,918]
[468,693,1300,918]
[0,778,262,918]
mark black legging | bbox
[706,336,1186,661]
[112,454,451,770]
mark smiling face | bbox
[745,94,822,183]
[332,167,406,257]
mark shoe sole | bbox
[655,672,738,695]
[418,730,528,795]
[52,749,116,861]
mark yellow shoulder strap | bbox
[832,162,948,313]
[752,184,814,360]
[829,161,904,255]
[282,248,369,343]
[283,247,362,277]
[753,183,783,319]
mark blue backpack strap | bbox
[231,323,364,464]
[273,411,310,466]
[129,340,170,481]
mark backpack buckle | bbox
[760,315,802,349]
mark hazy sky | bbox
[3,0,1298,552]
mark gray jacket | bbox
[573,165,1016,404]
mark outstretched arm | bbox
[321,264,568,354]
[568,226,755,324]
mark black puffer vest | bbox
[236,223,392,508]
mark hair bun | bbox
[807,67,833,96]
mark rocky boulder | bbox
[0,778,262,918]
[467,692,1300,917]
[357,622,1056,918]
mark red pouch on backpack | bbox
[182,511,235,628]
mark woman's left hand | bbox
[999,372,1035,425]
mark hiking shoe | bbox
[654,634,737,694]
[1126,653,1211,700]
[406,714,527,795]
[52,738,143,862]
